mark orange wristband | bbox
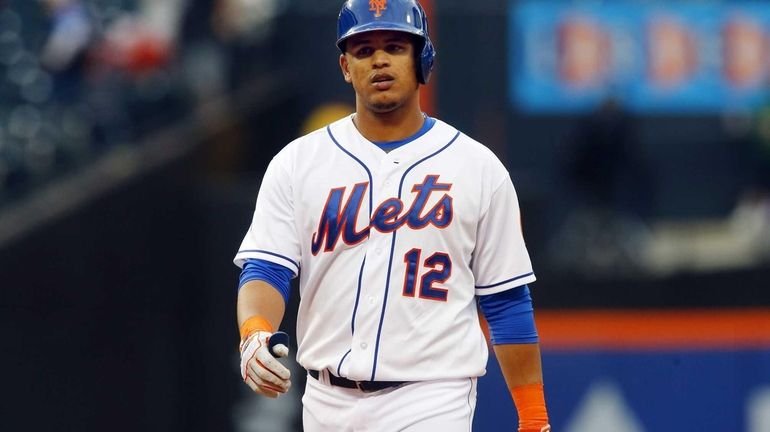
[511,383,550,432]
[239,316,274,342]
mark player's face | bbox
[339,31,419,114]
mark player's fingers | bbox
[250,364,291,392]
[239,335,261,380]
[255,347,291,380]
[243,374,261,394]
[248,357,291,390]
[257,377,287,395]
[246,372,281,397]
[272,344,289,358]
[245,373,279,398]
[250,369,288,396]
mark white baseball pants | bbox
[302,372,478,432]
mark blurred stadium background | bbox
[1,0,769,431]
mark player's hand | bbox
[239,331,291,398]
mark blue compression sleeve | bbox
[239,258,293,305]
[477,285,539,344]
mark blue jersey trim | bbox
[238,249,299,271]
[475,272,535,289]
[327,125,375,372]
[327,125,374,218]
[337,349,352,377]
[398,131,462,196]
[477,285,539,344]
[370,130,462,381]
[372,116,436,151]
[351,257,366,335]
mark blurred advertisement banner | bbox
[475,309,770,431]
[510,1,770,112]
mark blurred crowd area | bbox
[546,99,770,279]
[511,1,770,279]
[0,0,287,203]
[2,0,770,280]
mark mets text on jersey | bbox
[311,175,453,255]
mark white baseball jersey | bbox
[235,115,536,382]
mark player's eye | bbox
[354,47,374,58]
[386,44,407,53]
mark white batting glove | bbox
[239,331,291,398]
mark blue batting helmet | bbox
[336,0,436,84]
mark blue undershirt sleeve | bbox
[238,258,294,305]
[477,284,539,345]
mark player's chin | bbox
[365,96,403,113]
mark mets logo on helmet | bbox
[369,0,387,17]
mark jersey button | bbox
[360,342,368,350]
[368,296,375,304]
[375,248,382,254]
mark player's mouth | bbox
[371,73,395,90]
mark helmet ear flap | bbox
[418,35,435,84]
[415,1,434,84]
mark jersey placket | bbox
[345,152,404,381]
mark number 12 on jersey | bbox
[402,248,451,301]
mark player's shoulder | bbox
[285,120,340,151]
[275,115,353,161]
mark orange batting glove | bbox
[512,383,551,432]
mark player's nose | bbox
[371,50,391,68]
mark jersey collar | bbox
[371,115,436,151]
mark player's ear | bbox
[339,54,352,83]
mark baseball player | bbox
[234,0,550,430]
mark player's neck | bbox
[353,101,425,143]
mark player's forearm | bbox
[237,280,287,330]
[494,342,550,432]
[493,342,543,387]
